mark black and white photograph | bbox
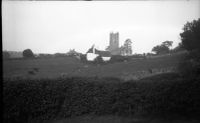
[2,0,200,123]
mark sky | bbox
[2,0,200,54]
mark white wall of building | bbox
[86,53,99,61]
[102,57,111,61]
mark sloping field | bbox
[3,53,185,79]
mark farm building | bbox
[86,45,111,61]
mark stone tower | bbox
[109,32,119,51]
[108,32,120,55]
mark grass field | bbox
[3,53,184,80]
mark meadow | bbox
[3,53,184,80]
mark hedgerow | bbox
[3,73,200,123]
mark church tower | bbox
[109,32,120,55]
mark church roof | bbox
[87,48,111,57]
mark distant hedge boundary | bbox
[3,73,200,123]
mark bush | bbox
[79,54,85,60]
[54,53,66,57]
[3,74,200,123]
[178,50,200,77]
[23,49,34,58]
[38,53,54,58]
[109,55,131,63]
[93,56,104,64]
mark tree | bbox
[180,18,200,51]
[66,49,80,57]
[178,18,200,77]
[152,45,168,54]
[23,49,34,58]
[171,42,184,53]
[123,39,132,55]
[152,41,173,55]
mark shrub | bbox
[3,74,200,123]
[23,49,34,58]
[178,50,200,78]
[54,53,66,57]
[109,55,130,63]
[93,56,104,64]
[80,54,87,62]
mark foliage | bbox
[80,54,87,62]
[3,73,200,123]
[122,39,132,55]
[54,53,66,57]
[178,18,200,77]
[152,45,169,54]
[180,18,200,51]
[152,41,173,55]
[93,55,104,64]
[3,51,10,60]
[171,43,185,53]
[22,49,34,58]
[109,55,131,63]
[178,50,200,77]
[38,53,54,58]
[66,49,81,57]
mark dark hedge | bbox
[3,73,200,123]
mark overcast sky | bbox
[2,0,200,54]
